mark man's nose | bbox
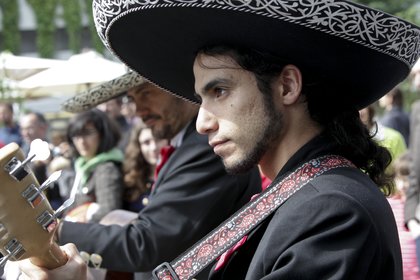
[135,103,149,118]
[196,107,218,135]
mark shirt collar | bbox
[170,123,189,148]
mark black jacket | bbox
[210,134,402,280]
[58,121,262,278]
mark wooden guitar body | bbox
[0,143,67,269]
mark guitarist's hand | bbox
[17,243,88,280]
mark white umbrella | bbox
[17,51,127,98]
[0,51,65,81]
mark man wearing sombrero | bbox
[19,0,420,279]
[55,70,262,280]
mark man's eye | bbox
[214,87,226,98]
[124,95,134,103]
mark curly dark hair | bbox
[123,122,154,202]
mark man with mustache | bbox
[18,0,420,279]
[13,71,261,280]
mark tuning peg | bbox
[0,239,26,267]
[36,210,58,233]
[39,170,62,192]
[28,139,51,161]
[4,154,35,181]
[21,170,63,209]
[53,196,75,220]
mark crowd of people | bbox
[0,96,171,222]
[0,0,418,280]
[0,72,263,279]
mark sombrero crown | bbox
[92,0,420,109]
[62,71,145,113]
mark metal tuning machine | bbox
[0,238,26,267]
[20,170,62,209]
[3,154,35,182]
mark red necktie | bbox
[154,145,176,180]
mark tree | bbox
[0,0,20,53]
[354,0,420,25]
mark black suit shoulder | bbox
[212,167,402,280]
[59,124,262,275]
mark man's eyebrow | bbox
[131,83,151,94]
[200,78,230,94]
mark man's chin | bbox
[151,124,173,140]
[151,128,164,139]
[223,157,256,175]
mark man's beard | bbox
[152,123,173,140]
[225,95,283,174]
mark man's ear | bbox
[277,65,302,105]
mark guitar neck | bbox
[0,143,67,269]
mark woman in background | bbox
[389,153,420,279]
[123,121,168,212]
[65,109,124,223]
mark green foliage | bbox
[84,0,104,53]
[27,0,57,58]
[396,5,420,26]
[0,0,417,58]
[400,80,419,113]
[353,0,420,107]
[353,0,420,25]
[0,0,106,57]
[0,0,20,53]
[59,0,83,53]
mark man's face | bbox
[20,114,47,144]
[127,83,185,140]
[194,54,283,174]
[0,105,13,126]
[97,99,121,119]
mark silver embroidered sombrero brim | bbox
[93,0,420,109]
[61,71,145,113]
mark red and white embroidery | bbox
[154,155,354,280]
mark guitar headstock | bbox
[0,143,66,269]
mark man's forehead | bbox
[127,82,155,96]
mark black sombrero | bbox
[93,0,420,109]
[61,71,145,113]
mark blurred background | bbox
[0,0,419,137]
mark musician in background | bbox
[59,80,261,279]
[17,0,417,277]
[13,69,261,279]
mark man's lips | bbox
[209,139,229,154]
[144,119,156,127]
[142,116,160,126]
